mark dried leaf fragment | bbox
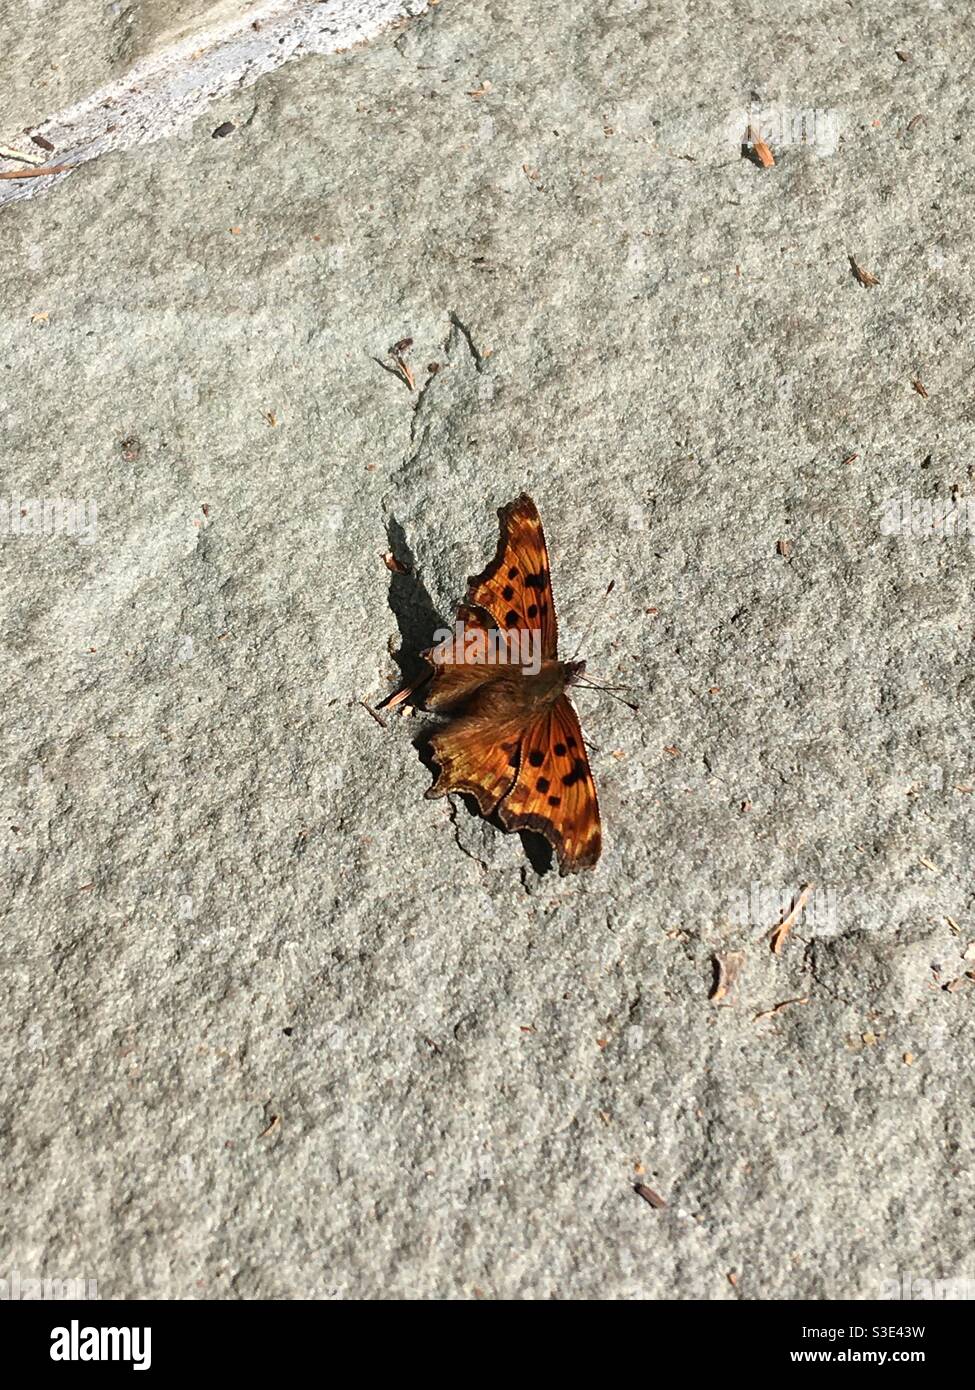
[382,551,410,574]
[769,883,814,955]
[849,255,879,287]
[745,125,775,167]
[386,337,416,392]
[911,379,929,399]
[634,1183,667,1209]
[753,996,810,1022]
[710,950,745,1003]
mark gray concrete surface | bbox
[1,0,973,1300]
[1,1,257,134]
[0,2,426,206]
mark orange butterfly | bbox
[400,494,601,875]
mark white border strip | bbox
[0,0,430,207]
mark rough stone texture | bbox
[1,0,973,1300]
[0,3,429,213]
[1,2,256,134]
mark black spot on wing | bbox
[528,749,544,768]
[537,776,550,793]
[562,758,587,788]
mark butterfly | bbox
[407,493,601,875]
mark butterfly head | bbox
[522,657,586,705]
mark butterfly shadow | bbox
[383,514,444,691]
[383,514,555,879]
[413,752,556,879]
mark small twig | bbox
[387,337,416,391]
[634,1183,668,1209]
[360,699,388,729]
[769,883,814,955]
[372,354,414,392]
[0,144,45,166]
[849,255,879,287]
[753,996,810,1022]
[0,163,72,179]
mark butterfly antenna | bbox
[569,579,639,709]
[576,679,640,713]
[570,580,616,662]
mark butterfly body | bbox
[416,495,601,875]
[524,657,586,705]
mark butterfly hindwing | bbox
[425,700,522,815]
[466,493,559,661]
[498,694,601,874]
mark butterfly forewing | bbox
[423,604,502,712]
[465,493,559,661]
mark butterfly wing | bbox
[466,493,559,661]
[421,604,500,712]
[424,692,523,816]
[498,694,601,874]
